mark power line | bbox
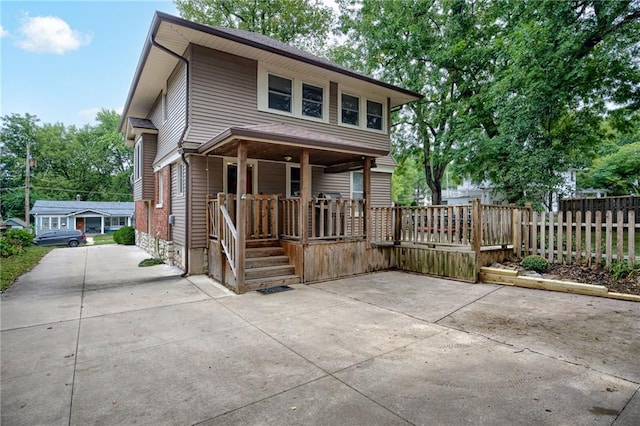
[0,185,132,197]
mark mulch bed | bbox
[543,263,640,296]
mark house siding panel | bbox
[171,161,186,245]
[187,45,389,153]
[142,134,157,200]
[189,155,224,249]
[371,172,392,206]
[311,166,349,197]
[147,62,187,164]
[257,161,286,195]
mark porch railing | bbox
[207,193,278,241]
[279,198,300,239]
[310,198,365,240]
[220,204,238,277]
[393,205,472,246]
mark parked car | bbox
[33,229,87,247]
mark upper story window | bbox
[339,89,387,133]
[268,74,292,112]
[302,83,323,119]
[367,100,383,130]
[258,64,328,123]
[341,94,360,126]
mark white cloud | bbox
[77,107,101,122]
[16,15,91,54]
[0,25,9,38]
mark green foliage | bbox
[138,258,164,267]
[0,239,20,258]
[0,110,133,219]
[521,255,549,273]
[174,0,334,54]
[1,246,53,292]
[114,226,135,245]
[4,229,34,249]
[583,142,640,195]
[605,261,640,280]
[336,0,640,207]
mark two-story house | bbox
[119,12,422,293]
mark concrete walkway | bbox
[1,245,639,425]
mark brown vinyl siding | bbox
[171,161,186,245]
[137,134,157,200]
[186,45,389,153]
[311,166,349,197]
[257,161,286,195]
[189,155,224,249]
[370,173,392,206]
[147,62,187,164]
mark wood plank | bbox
[595,211,602,265]
[575,211,582,265]
[548,211,555,264]
[540,212,546,258]
[566,211,572,265]
[235,141,247,292]
[531,211,538,256]
[479,273,608,296]
[629,211,636,267]
[585,210,592,266]
[605,210,613,265]
[479,266,519,277]
[617,210,624,263]
[557,211,563,264]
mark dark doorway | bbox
[227,164,253,194]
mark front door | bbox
[226,164,254,194]
[75,217,85,232]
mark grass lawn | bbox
[92,234,116,245]
[1,246,54,292]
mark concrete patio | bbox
[1,245,639,425]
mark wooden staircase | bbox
[243,241,301,292]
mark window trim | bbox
[134,138,142,182]
[285,163,311,198]
[257,64,329,124]
[222,157,259,195]
[350,171,364,200]
[156,171,163,208]
[177,162,185,196]
[338,87,387,134]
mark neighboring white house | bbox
[441,169,606,211]
[30,200,134,235]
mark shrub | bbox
[0,238,19,258]
[605,261,640,280]
[115,226,135,245]
[5,229,34,249]
[521,255,549,273]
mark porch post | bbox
[300,149,310,245]
[363,157,372,245]
[236,141,247,292]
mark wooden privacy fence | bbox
[560,196,639,223]
[514,208,637,267]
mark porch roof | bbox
[194,123,389,166]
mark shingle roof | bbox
[128,117,157,130]
[30,200,134,216]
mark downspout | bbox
[150,34,191,276]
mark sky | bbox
[1,0,180,128]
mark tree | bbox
[455,0,640,207]
[336,0,498,205]
[174,0,335,53]
[0,113,40,219]
[581,142,640,195]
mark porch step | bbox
[245,255,290,269]
[245,246,285,258]
[244,274,302,292]
[245,264,296,281]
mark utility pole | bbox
[25,141,31,228]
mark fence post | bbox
[471,199,482,270]
[513,206,521,257]
[393,207,402,245]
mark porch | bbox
[207,195,518,293]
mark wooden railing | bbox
[480,205,518,247]
[393,205,473,246]
[245,194,278,240]
[371,207,394,242]
[279,198,300,239]
[220,204,238,277]
[309,198,365,240]
[515,209,638,267]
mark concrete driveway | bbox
[1,245,639,425]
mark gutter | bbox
[150,33,192,277]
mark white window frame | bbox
[285,163,311,198]
[257,64,329,123]
[338,87,387,134]
[156,171,163,208]
[134,138,142,182]
[177,162,185,196]
[350,171,364,200]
